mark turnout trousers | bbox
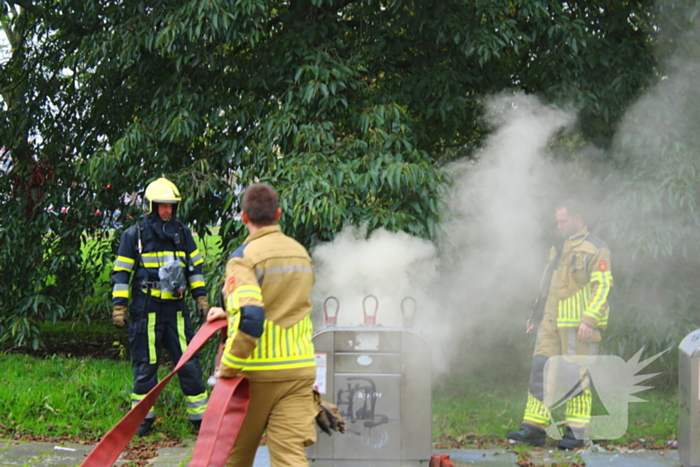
[226,378,317,467]
[523,315,600,431]
[128,294,208,421]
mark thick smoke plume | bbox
[310,94,577,375]
[309,0,700,380]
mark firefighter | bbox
[111,177,210,436]
[506,200,613,450]
[207,183,318,467]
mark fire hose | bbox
[82,319,250,467]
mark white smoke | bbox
[311,226,439,328]
[310,93,577,375]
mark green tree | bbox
[0,0,658,348]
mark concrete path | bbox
[0,438,682,467]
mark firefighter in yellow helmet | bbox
[207,183,318,466]
[506,200,613,450]
[111,177,210,436]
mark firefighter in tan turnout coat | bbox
[507,201,613,450]
[207,183,317,467]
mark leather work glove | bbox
[313,389,346,436]
[112,305,127,328]
[196,296,210,318]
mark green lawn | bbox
[0,347,678,449]
[432,374,677,449]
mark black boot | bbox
[506,423,546,446]
[190,419,202,432]
[558,426,585,450]
[136,418,155,437]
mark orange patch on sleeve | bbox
[225,277,237,295]
[598,260,607,272]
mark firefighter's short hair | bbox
[557,199,587,220]
[242,183,278,225]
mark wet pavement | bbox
[0,438,682,466]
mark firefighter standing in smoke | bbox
[206,183,318,467]
[111,177,210,436]
[506,201,613,450]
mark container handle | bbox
[323,296,340,327]
[362,294,379,325]
[401,296,417,327]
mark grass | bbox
[0,352,206,441]
[432,373,677,450]
[0,344,678,451]
[0,318,221,442]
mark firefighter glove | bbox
[196,296,210,318]
[313,389,346,436]
[112,305,127,328]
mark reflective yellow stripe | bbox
[222,353,247,369]
[141,251,187,268]
[222,315,247,369]
[234,286,263,301]
[558,286,592,327]
[188,404,207,415]
[177,311,187,353]
[565,390,592,425]
[186,393,208,403]
[141,288,183,300]
[237,357,316,371]
[226,314,316,372]
[185,393,208,413]
[148,313,157,364]
[191,249,203,266]
[226,294,239,314]
[524,392,550,426]
[226,286,262,312]
[113,256,135,271]
[130,393,155,417]
[584,271,612,322]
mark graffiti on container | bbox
[337,377,389,448]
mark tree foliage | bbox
[0,0,661,348]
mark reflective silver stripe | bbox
[188,274,204,285]
[241,357,316,368]
[131,396,155,419]
[190,250,203,264]
[185,398,209,409]
[114,258,134,270]
[141,252,181,268]
[141,252,178,262]
[264,265,314,274]
[113,283,129,293]
[256,268,265,284]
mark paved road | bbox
[0,438,682,467]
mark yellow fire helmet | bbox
[143,177,181,215]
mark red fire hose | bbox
[82,319,250,467]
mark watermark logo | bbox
[542,349,663,439]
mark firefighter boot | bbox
[506,423,546,446]
[136,418,155,437]
[558,426,586,450]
